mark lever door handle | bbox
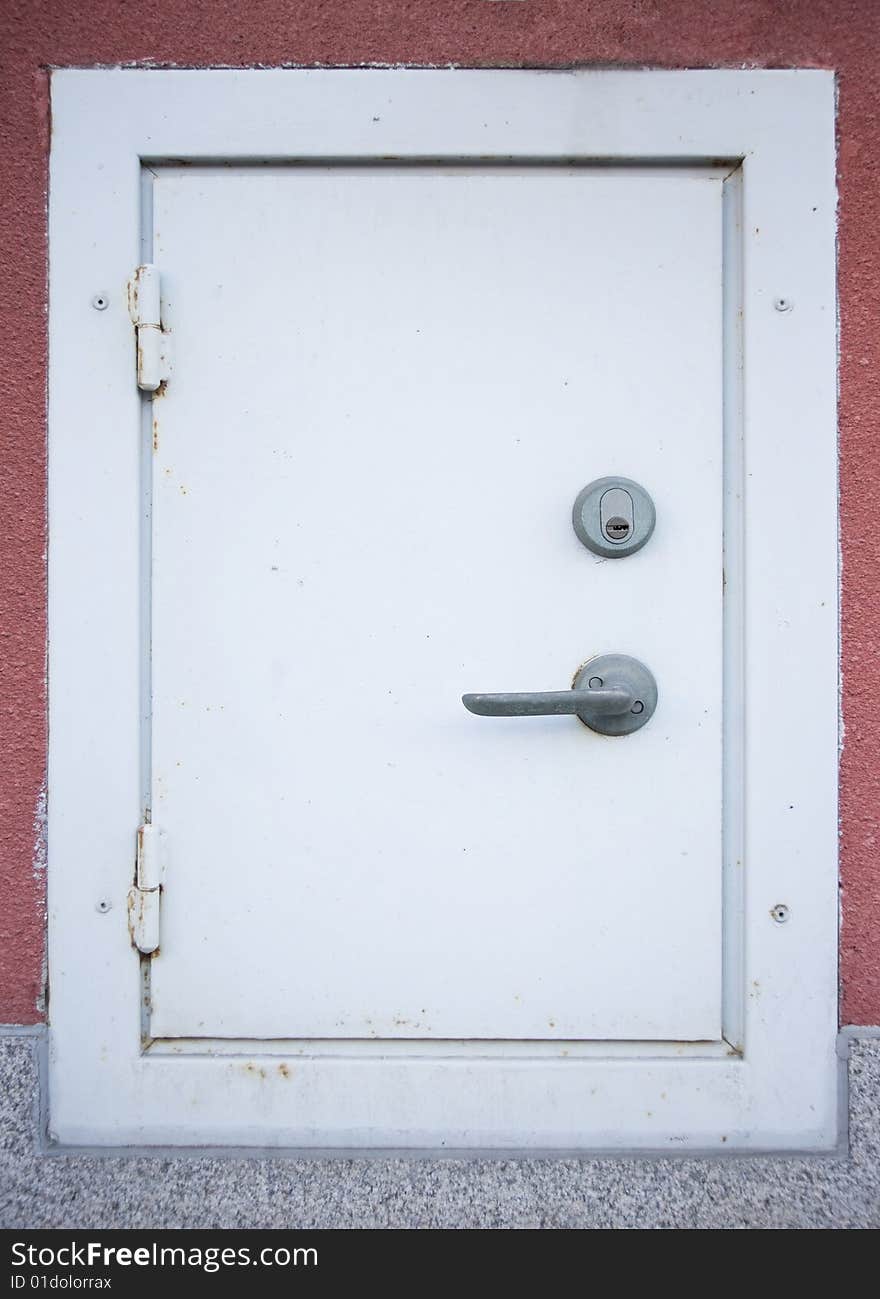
[463,686,633,718]
[462,653,657,736]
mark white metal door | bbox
[49,70,838,1150]
[149,165,722,1042]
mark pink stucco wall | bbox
[1,1,878,1026]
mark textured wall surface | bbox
[0,1,878,1023]
[1,1029,879,1227]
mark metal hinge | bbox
[127,824,165,955]
[127,264,172,392]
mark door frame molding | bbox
[48,68,838,1150]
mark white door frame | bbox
[48,68,838,1151]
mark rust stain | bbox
[126,886,143,949]
[152,416,159,452]
[277,1062,291,1079]
[126,269,141,321]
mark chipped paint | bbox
[31,781,46,885]
[31,783,48,1016]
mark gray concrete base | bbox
[1,1029,878,1227]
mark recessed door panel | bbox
[148,166,723,1041]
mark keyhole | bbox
[605,517,631,541]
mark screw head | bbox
[91,294,109,311]
[773,297,794,313]
[771,903,790,924]
[96,899,112,914]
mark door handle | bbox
[463,686,633,718]
[462,653,657,736]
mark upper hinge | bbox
[127,264,172,392]
[127,823,165,956]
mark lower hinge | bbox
[127,823,165,955]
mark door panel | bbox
[149,166,723,1041]
[49,68,839,1150]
